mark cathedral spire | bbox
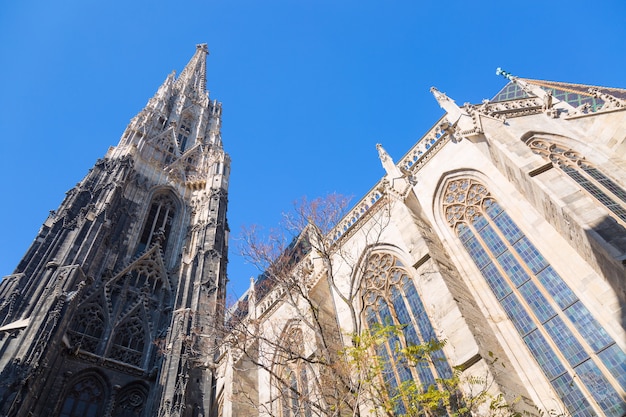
[176,43,209,97]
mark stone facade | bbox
[217,76,626,416]
[1,46,625,417]
[0,45,229,417]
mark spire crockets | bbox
[177,43,209,98]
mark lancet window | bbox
[109,316,146,367]
[58,374,107,417]
[443,178,626,417]
[361,252,454,415]
[178,117,193,152]
[275,328,312,417]
[527,139,626,223]
[136,194,176,254]
[67,303,106,354]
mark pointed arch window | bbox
[136,194,176,255]
[527,139,626,223]
[443,178,626,417]
[112,383,148,417]
[109,316,146,367]
[67,303,106,354]
[362,252,454,414]
[178,117,193,152]
[58,374,107,417]
[275,328,312,417]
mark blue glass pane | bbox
[523,329,566,380]
[416,360,437,388]
[431,348,453,379]
[366,307,377,327]
[496,251,530,287]
[583,166,626,203]
[598,344,626,389]
[518,281,556,324]
[377,344,398,389]
[473,214,488,232]
[544,316,589,367]
[575,359,626,417]
[489,205,524,244]
[551,373,595,417]
[402,278,436,341]
[391,286,420,345]
[484,198,503,218]
[378,299,393,326]
[536,266,578,309]
[462,235,492,270]
[478,222,508,257]
[564,301,613,352]
[482,263,512,300]
[457,223,473,243]
[501,294,537,336]
[513,236,548,274]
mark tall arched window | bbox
[58,374,107,417]
[136,194,176,255]
[443,178,626,416]
[275,327,312,417]
[527,139,626,223]
[362,252,454,415]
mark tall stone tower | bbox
[0,44,229,417]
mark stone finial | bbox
[431,87,480,138]
[376,144,402,179]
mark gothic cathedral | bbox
[1,45,626,417]
[0,44,228,417]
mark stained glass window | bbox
[527,139,626,224]
[362,252,453,413]
[59,375,106,417]
[443,178,626,416]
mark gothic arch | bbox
[522,134,626,225]
[67,298,107,354]
[436,175,626,416]
[112,381,149,417]
[102,246,173,369]
[357,247,455,414]
[56,370,109,417]
[135,188,184,266]
[271,323,313,417]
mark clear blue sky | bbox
[1,1,625,300]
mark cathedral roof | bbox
[492,78,626,111]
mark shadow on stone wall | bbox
[583,215,626,330]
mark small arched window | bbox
[361,252,454,415]
[527,139,626,223]
[58,374,107,417]
[443,177,626,416]
[112,382,148,417]
[136,194,176,255]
